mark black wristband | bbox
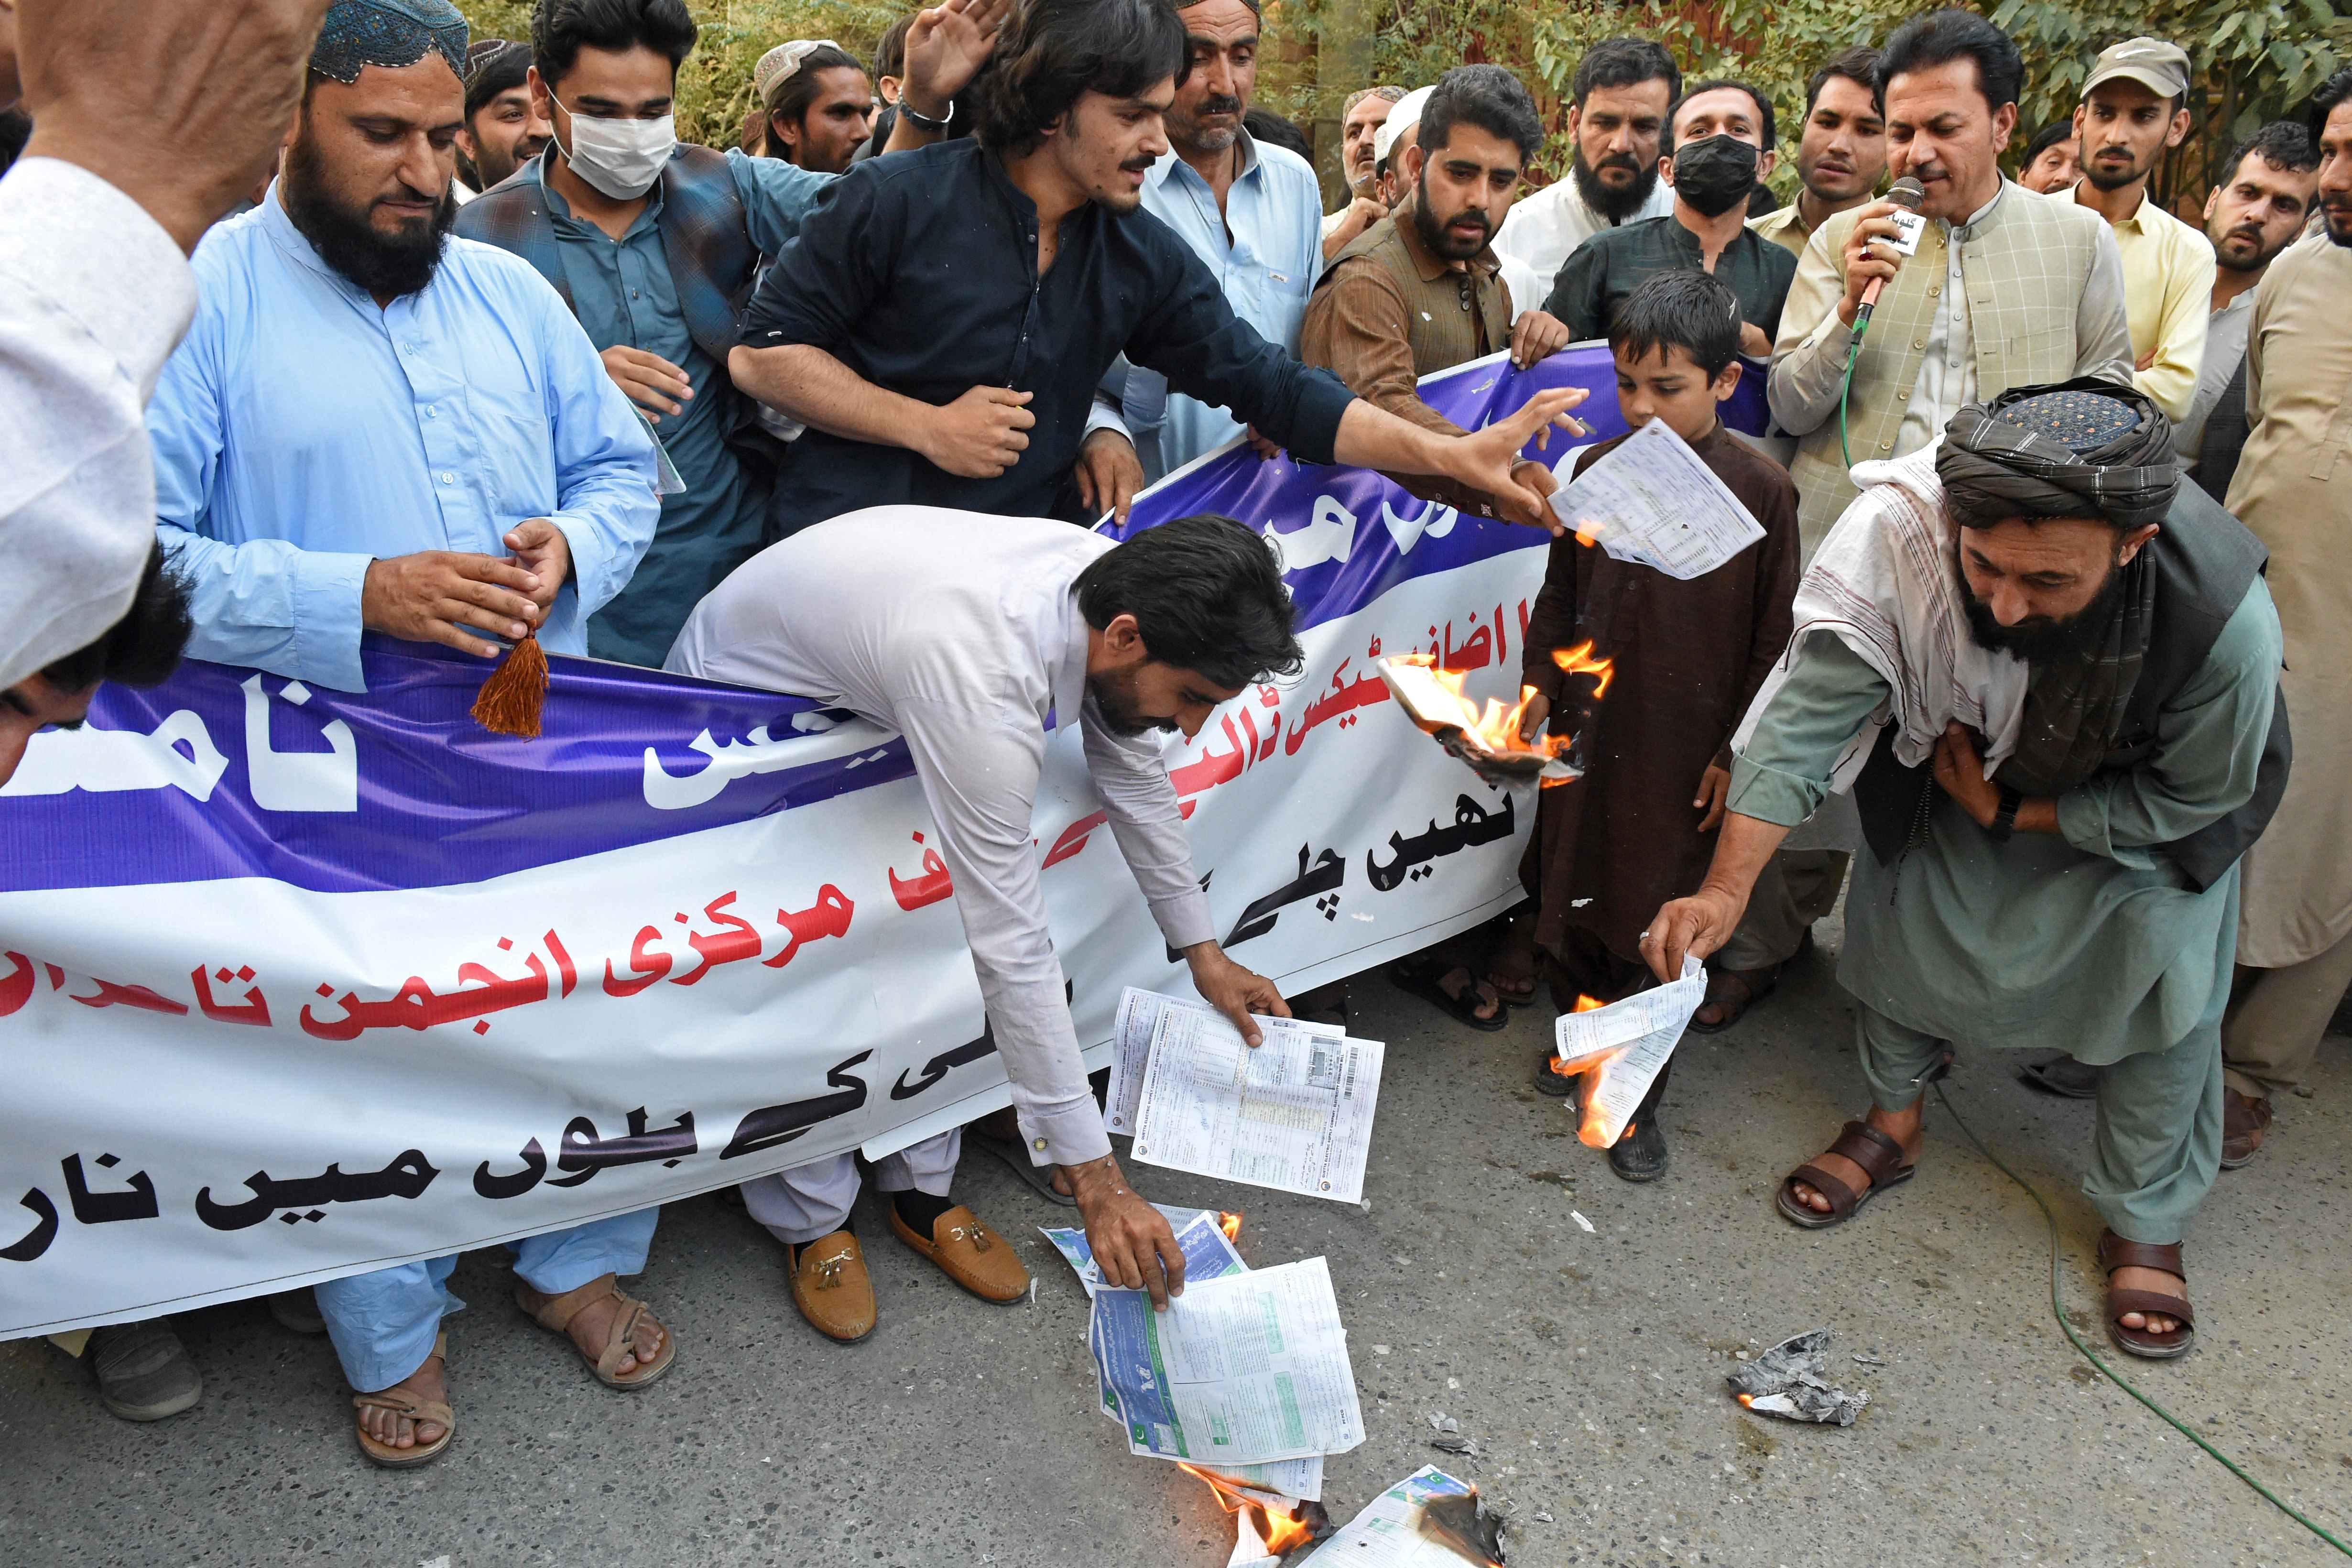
[1988,784,2024,841]
[898,97,953,132]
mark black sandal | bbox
[1388,957,1508,1032]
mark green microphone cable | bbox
[1929,1078,2352,1557]
[1838,324,1864,471]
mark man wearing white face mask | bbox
[457,0,1005,666]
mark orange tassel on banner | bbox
[470,632,548,739]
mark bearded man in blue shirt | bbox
[145,0,664,1468]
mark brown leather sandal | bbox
[2097,1230,2195,1360]
[517,1272,677,1389]
[1777,1120,1916,1229]
[353,1330,453,1468]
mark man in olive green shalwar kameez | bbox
[1645,383,2288,1361]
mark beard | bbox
[1961,554,2129,664]
[2082,148,2151,192]
[2324,197,2352,248]
[282,133,453,299]
[2211,220,2287,273]
[1411,168,1492,260]
[477,134,547,190]
[1171,92,1242,156]
[1571,143,1659,222]
[1087,666,1173,738]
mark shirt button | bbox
[1912,339,1925,349]
[440,472,455,485]
[1880,440,1893,451]
[1928,285,1940,297]
[1032,1137,1048,1152]
[1898,390,1910,401]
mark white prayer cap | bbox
[1372,85,1433,168]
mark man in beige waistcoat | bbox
[2214,71,2352,1166]
[1694,7,2135,1032]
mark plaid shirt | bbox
[455,147,759,368]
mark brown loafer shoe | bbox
[2221,1088,2272,1170]
[889,1203,1029,1303]
[787,1231,876,1342]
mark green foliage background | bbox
[455,0,2348,208]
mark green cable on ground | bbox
[1929,1079,2352,1558]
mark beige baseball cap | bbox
[2080,38,2191,102]
[1373,85,1434,167]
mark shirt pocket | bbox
[2003,320,2077,372]
[2308,367,2352,482]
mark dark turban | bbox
[313,0,469,86]
[1936,380,2179,533]
[463,39,532,120]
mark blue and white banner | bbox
[0,347,1765,1337]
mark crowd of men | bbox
[1,0,2347,1472]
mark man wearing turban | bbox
[1643,382,2289,1362]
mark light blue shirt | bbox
[1118,132,1326,480]
[149,184,660,692]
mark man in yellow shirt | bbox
[2068,38,2214,423]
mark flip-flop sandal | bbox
[970,1127,1078,1207]
[1777,1120,1917,1229]
[1687,962,1780,1035]
[517,1272,677,1390]
[1486,973,1540,1010]
[2097,1230,2196,1359]
[353,1331,453,1469]
[1388,957,1509,1032]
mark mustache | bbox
[1193,93,1242,117]
[1591,151,1641,172]
[1121,155,1155,172]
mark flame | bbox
[1543,996,1610,1081]
[1550,640,1616,700]
[1180,1465,1318,1559]
[1219,1210,1242,1243]
[1394,654,1575,774]
[1572,527,1599,548]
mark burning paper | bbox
[1544,956,1704,1147]
[1726,1328,1871,1426]
[1089,1257,1364,1467]
[1544,415,1766,580]
[1376,653,1597,786]
[1183,1464,1332,1562]
[1129,995,1384,1204]
[1300,1466,1501,1566]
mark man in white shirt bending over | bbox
[668,510,1296,1340]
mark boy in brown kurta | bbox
[1518,271,1799,1181]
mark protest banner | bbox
[0,347,1765,1337]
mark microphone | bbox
[1852,176,1928,334]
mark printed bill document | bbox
[1122,989,1383,1203]
[1552,954,1706,1147]
[1104,986,1345,1136]
[1057,1209,1326,1500]
[1089,1256,1364,1467]
[1546,415,1765,580]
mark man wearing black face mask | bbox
[1546,80,1796,359]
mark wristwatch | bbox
[1987,784,2024,841]
[898,97,954,133]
